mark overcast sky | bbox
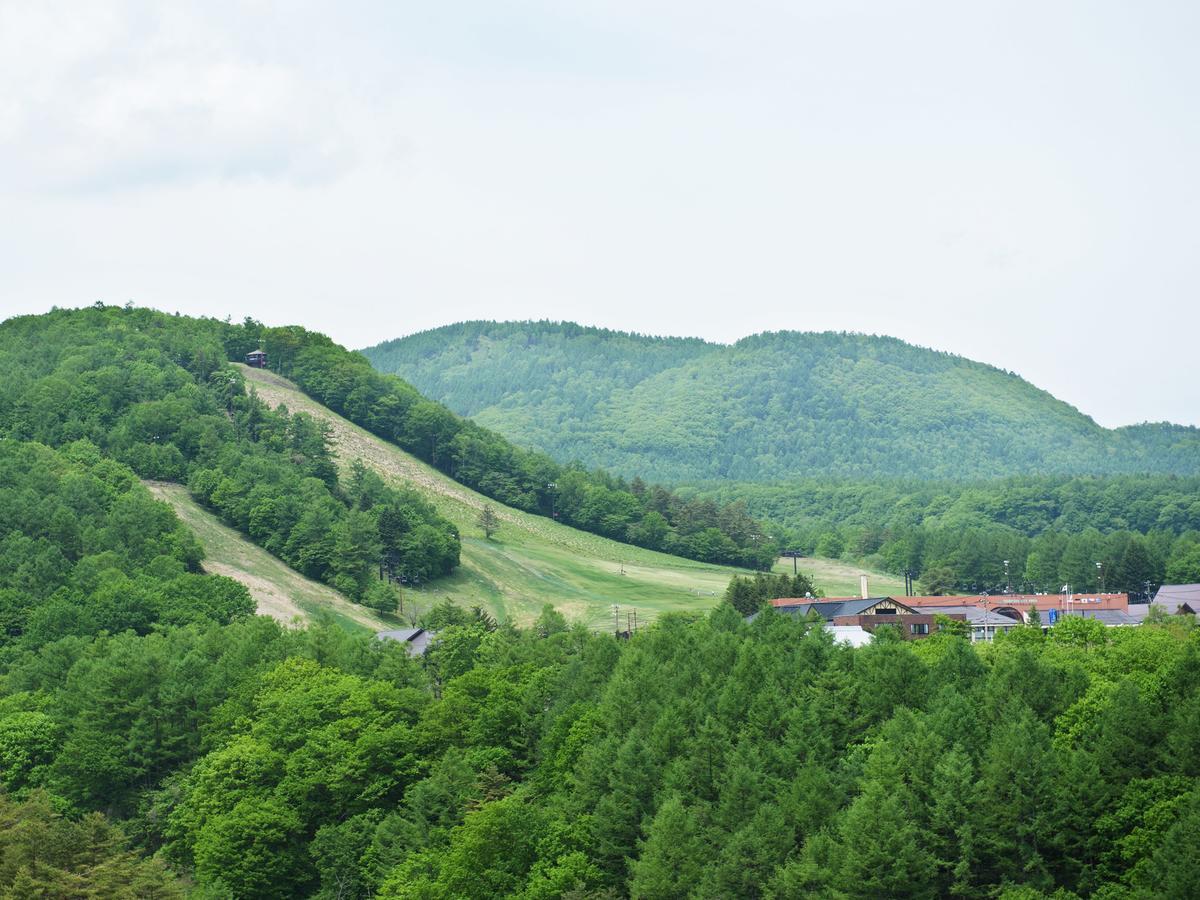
[2,1,1198,427]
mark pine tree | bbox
[478,504,500,539]
[831,780,937,899]
[974,709,1053,890]
[929,745,978,897]
[628,794,706,900]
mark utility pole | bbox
[781,550,802,574]
[1003,559,1011,594]
[547,482,558,519]
[613,603,620,637]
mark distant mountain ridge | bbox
[362,321,1200,482]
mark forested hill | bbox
[0,306,774,571]
[363,322,1200,482]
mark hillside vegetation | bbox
[0,306,460,616]
[238,365,900,623]
[145,481,389,632]
[232,319,775,568]
[363,321,1200,482]
[690,475,1200,599]
[4,571,1198,897]
[0,440,253,649]
[0,306,812,632]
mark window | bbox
[910,623,929,635]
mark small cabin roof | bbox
[376,627,435,657]
[376,628,423,642]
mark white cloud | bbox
[0,1,379,190]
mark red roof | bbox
[904,593,1129,611]
[772,593,1129,611]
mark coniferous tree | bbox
[628,794,706,900]
[478,504,500,539]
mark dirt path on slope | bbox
[145,480,387,631]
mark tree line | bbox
[0,439,253,648]
[693,474,1200,541]
[724,571,820,616]
[690,477,1200,599]
[772,523,1195,600]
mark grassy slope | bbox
[237,365,903,625]
[145,480,391,634]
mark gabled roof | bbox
[771,597,918,619]
[376,627,435,657]
[1151,584,1200,615]
[377,627,423,642]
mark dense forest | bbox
[0,439,253,647]
[362,321,1200,482]
[689,476,1200,599]
[691,475,1200,539]
[3,518,1199,897]
[225,318,774,568]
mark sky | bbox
[1,0,1198,428]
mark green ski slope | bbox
[235,364,903,626]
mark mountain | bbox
[362,321,1200,482]
[0,306,788,632]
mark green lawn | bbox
[238,364,902,626]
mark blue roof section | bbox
[908,605,1022,626]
